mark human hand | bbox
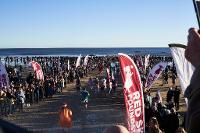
[185,28,200,67]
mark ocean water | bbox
[0,47,170,57]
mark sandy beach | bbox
[1,67,125,133]
[1,58,186,133]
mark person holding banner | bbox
[184,28,200,133]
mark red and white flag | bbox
[145,62,168,89]
[30,61,44,81]
[118,53,145,133]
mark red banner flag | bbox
[118,53,145,133]
[30,61,44,81]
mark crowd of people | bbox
[0,55,122,116]
[0,54,186,133]
[0,56,94,117]
[144,87,182,133]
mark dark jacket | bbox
[184,66,200,133]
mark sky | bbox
[0,0,198,48]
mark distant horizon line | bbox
[0,46,170,49]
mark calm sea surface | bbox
[0,47,170,56]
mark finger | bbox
[188,28,200,40]
[187,34,194,45]
[188,27,196,33]
[187,35,191,43]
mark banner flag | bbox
[0,62,9,89]
[83,55,89,66]
[68,60,70,71]
[30,61,44,81]
[118,53,145,133]
[76,55,82,68]
[144,54,150,73]
[145,62,168,89]
[169,44,194,94]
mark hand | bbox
[185,28,200,67]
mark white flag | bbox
[76,54,82,68]
[145,62,168,89]
[83,55,89,66]
[169,44,194,94]
[67,60,70,71]
[144,54,150,73]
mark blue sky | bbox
[0,0,197,48]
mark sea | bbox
[0,47,171,57]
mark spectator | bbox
[103,125,129,133]
[184,28,200,132]
[75,76,81,91]
[0,90,5,116]
[5,89,15,115]
[165,108,179,133]
[148,117,162,133]
[16,87,25,112]
[171,73,177,86]
[176,127,187,133]
[174,86,181,110]
[166,87,174,103]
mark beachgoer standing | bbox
[174,86,181,110]
[166,87,174,103]
[75,76,81,91]
[87,77,93,90]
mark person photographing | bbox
[184,28,200,133]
